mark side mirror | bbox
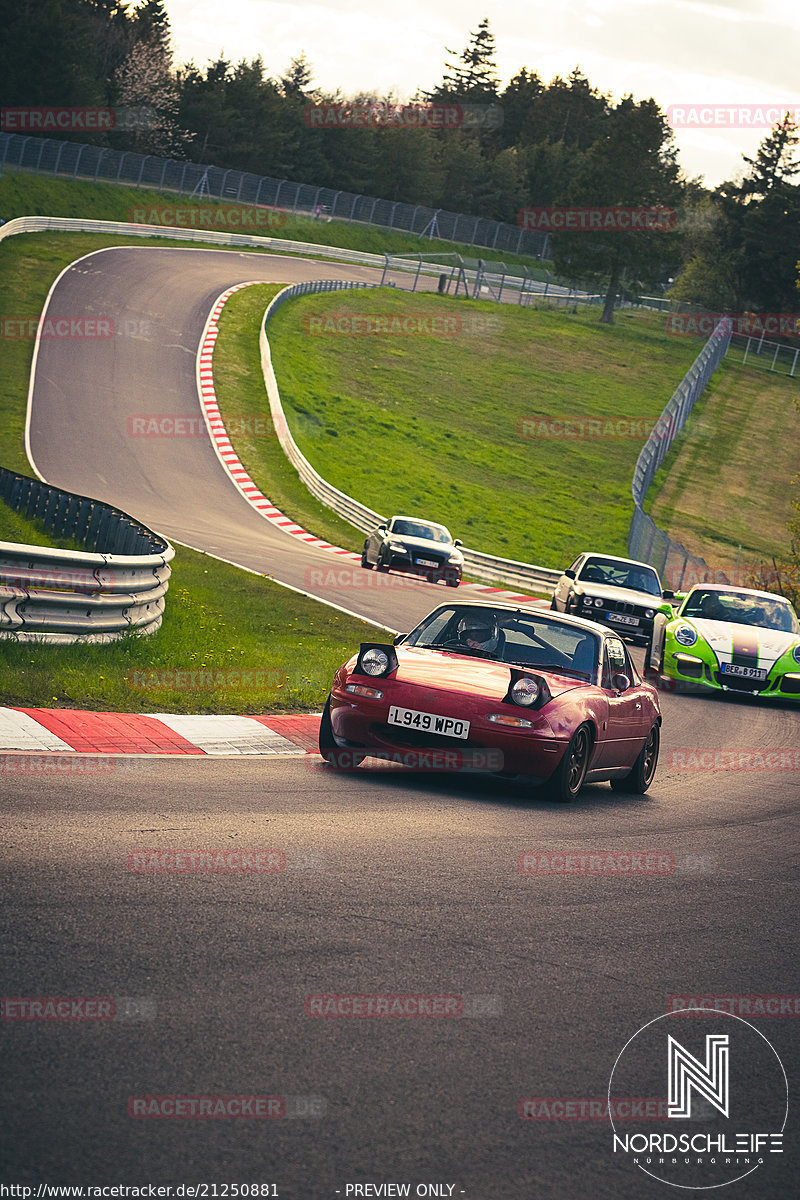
[613,673,631,692]
[378,524,387,534]
[392,633,405,645]
[565,569,576,580]
[662,589,674,600]
[454,539,463,548]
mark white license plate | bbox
[415,558,439,568]
[720,662,768,681]
[388,706,470,739]
[607,612,640,627]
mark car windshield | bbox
[681,590,800,633]
[405,606,601,680]
[390,518,452,544]
[578,557,662,597]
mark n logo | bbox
[667,1034,729,1119]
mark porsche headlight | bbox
[674,625,697,647]
[793,644,800,665]
[511,676,541,706]
[360,648,390,676]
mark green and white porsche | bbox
[647,584,800,701]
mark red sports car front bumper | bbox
[329,675,568,778]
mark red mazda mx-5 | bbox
[319,601,662,801]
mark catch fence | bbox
[0,131,547,260]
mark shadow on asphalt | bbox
[313,758,656,813]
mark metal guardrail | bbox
[628,318,732,589]
[0,213,389,266]
[259,281,562,595]
[0,216,507,299]
[0,467,174,643]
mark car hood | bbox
[575,582,662,607]
[390,646,590,699]
[386,535,459,555]
[678,618,799,669]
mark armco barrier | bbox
[628,317,732,588]
[259,281,562,595]
[0,467,174,642]
[0,216,561,307]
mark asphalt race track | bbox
[27,246,440,632]
[3,243,799,1198]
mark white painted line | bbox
[149,713,305,756]
[0,708,74,752]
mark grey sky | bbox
[164,0,800,187]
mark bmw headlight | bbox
[511,676,541,706]
[675,625,697,647]
[594,597,603,608]
[360,648,390,676]
[793,644,800,665]
[645,609,655,619]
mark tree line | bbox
[1,2,798,321]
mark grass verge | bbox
[0,534,384,713]
[0,167,546,269]
[645,360,799,572]
[259,288,704,566]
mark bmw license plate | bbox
[607,612,639,627]
[415,558,439,568]
[720,662,768,681]
[388,706,470,739]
